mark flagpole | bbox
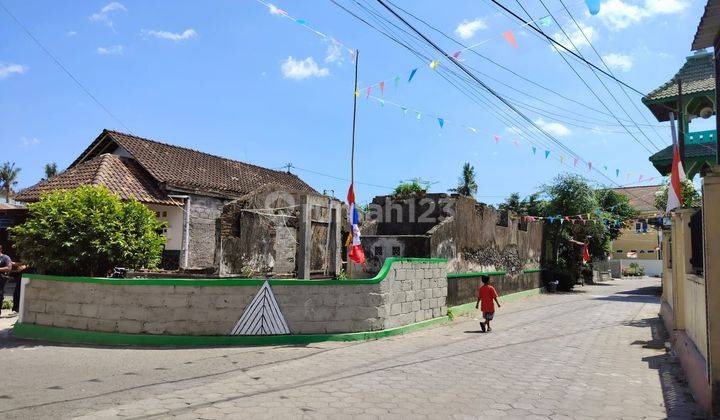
[351,49,359,187]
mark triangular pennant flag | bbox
[379,99,385,107]
[366,86,372,98]
[296,19,307,25]
[560,154,565,164]
[585,0,601,15]
[401,107,408,115]
[416,111,422,120]
[573,157,579,167]
[394,75,401,89]
[532,146,537,155]
[545,150,550,159]
[379,81,385,96]
[588,161,592,171]
[503,31,519,48]
[493,135,500,144]
[437,118,444,128]
[231,282,290,335]
[539,16,552,27]
[452,51,461,60]
[408,68,418,82]
[429,59,440,70]
[603,165,608,171]
[616,169,620,177]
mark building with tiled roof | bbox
[16,129,318,269]
[608,185,664,262]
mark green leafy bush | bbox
[11,186,166,276]
[623,262,645,277]
[393,180,427,199]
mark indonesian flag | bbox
[667,113,686,213]
[582,243,591,264]
[347,184,366,265]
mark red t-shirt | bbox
[477,285,499,312]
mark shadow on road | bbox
[634,316,705,418]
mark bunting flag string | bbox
[362,93,660,185]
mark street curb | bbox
[449,287,546,318]
[11,316,451,347]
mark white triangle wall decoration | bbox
[231,281,290,336]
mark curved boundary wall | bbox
[16,258,448,337]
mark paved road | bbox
[0,278,703,419]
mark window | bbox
[639,250,646,254]
[635,220,648,233]
[374,246,383,256]
[616,250,623,253]
[392,246,401,256]
[162,211,167,217]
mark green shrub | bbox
[11,186,166,276]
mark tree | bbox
[448,162,478,197]
[654,179,702,211]
[540,174,636,290]
[0,162,20,203]
[499,192,547,216]
[11,185,166,276]
[43,162,58,180]
[499,192,522,214]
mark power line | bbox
[487,0,647,97]
[0,1,132,133]
[534,0,661,151]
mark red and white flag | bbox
[346,184,366,265]
[666,113,686,213]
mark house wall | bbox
[610,226,661,260]
[146,204,184,251]
[19,259,448,336]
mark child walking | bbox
[475,275,501,332]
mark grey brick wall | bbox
[21,261,449,336]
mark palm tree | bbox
[43,162,58,180]
[449,162,477,197]
[0,162,20,203]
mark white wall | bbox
[147,204,184,250]
[617,259,663,277]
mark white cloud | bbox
[90,2,126,31]
[325,42,343,64]
[598,0,689,30]
[454,18,487,40]
[534,118,571,137]
[0,63,28,79]
[19,137,40,149]
[552,21,596,51]
[143,29,197,42]
[603,53,633,71]
[97,45,124,55]
[67,30,77,37]
[281,56,329,80]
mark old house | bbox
[15,129,320,272]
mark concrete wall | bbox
[613,259,663,277]
[446,272,542,307]
[187,194,226,269]
[19,260,448,336]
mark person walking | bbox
[475,275,501,333]
[0,245,13,316]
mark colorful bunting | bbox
[429,60,440,70]
[585,0,601,15]
[366,86,372,99]
[438,118,445,128]
[452,51,461,60]
[588,161,593,171]
[296,18,307,25]
[394,75,401,89]
[379,81,385,96]
[503,31,519,48]
[560,154,565,164]
[616,169,620,177]
[539,16,553,27]
[532,146,537,155]
[408,68,418,82]
[494,135,501,144]
[545,150,551,159]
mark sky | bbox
[0,0,711,205]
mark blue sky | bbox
[0,0,710,204]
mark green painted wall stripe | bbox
[22,257,447,287]
[12,316,450,347]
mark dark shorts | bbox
[483,312,494,321]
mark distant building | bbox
[16,129,317,270]
[609,185,663,262]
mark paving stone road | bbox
[0,277,704,419]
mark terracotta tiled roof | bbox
[610,185,663,214]
[15,153,176,205]
[73,130,317,197]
